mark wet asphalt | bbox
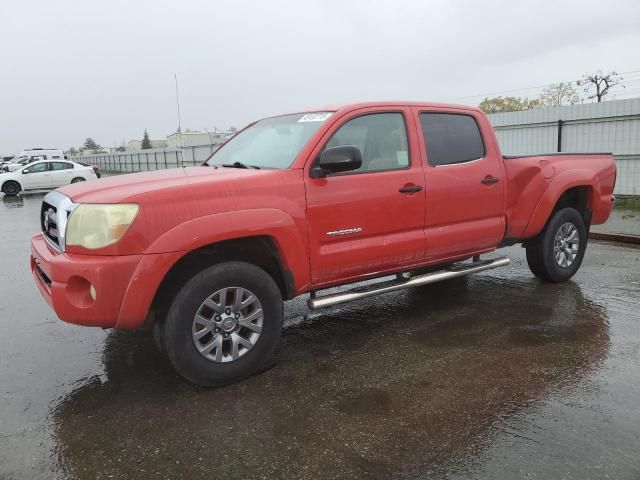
[1,191,640,480]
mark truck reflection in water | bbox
[49,274,608,479]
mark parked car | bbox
[2,156,44,173]
[1,159,97,196]
[1,148,66,172]
[30,101,616,387]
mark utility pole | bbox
[175,73,183,165]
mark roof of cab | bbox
[265,101,482,120]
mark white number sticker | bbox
[298,112,333,123]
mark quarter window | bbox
[419,113,485,166]
[325,113,409,173]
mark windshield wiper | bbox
[222,161,260,170]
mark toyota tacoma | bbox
[30,102,616,386]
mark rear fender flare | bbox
[522,170,599,238]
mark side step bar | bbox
[307,256,510,310]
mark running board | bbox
[307,257,510,310]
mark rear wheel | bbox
[71,177,85,183]
[525,207,587,282]
[1,181,21,196]
[162,261,283,387]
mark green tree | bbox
[539,82,580,107]
[82,138,101,153]
[116,146,126,152]
[68,147,78,156]
[141,129,152,149]
[577,70,624,102]
[478,96,541,113]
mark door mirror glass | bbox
[312,145,363,178]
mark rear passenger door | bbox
[413,108,505,261]
[49,162,75,187]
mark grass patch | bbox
[614,195,640,211]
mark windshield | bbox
[206,112,333,169]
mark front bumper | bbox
[31,234,144,328]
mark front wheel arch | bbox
[147,236,294,329]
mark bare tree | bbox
[577,71,624,102]
[539,82,580,107]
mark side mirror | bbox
[311,145,363,178]
[22,169,30,174]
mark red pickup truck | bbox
[30,102,616,386]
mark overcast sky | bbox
[1,0,639,153]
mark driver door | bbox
[21,162,52,190]
[304,108,427,287]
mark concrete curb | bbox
[589,232,640,245]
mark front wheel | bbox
[162,261,283,387]
[525,207,587,283]
[2,181,21,196]
[71,177,86,183]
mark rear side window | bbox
[419,113,485,166]
[51,162,73,170]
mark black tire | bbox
[1,181,21,196]
[153,318,167,357]
[525,207,587,283]
[163,261,283,387]
[71,177,86,183]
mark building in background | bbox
[126,139,168,151]
[166,130,233,148]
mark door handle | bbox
[481,176,499,185]
[399,184,423,194]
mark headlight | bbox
[66,204,139,249]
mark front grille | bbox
[40,191,75,252]
[41,201,60,248]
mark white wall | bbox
[488,98,640,195]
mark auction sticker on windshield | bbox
[298,112,333,122]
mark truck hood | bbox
[59,166,275,204]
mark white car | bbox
[0,160,98,196]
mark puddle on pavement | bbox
[46,274,611,479]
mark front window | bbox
[24,162,48,173]
[206,112,333,169]
[324,113,409,173]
